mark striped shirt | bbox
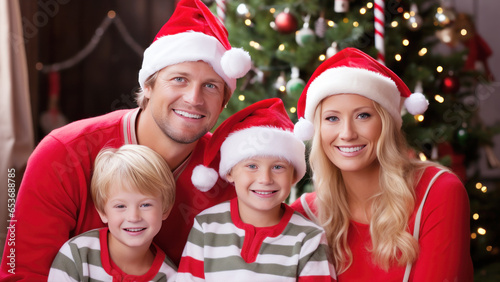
[48,228,177,282]
[177,198,336,281]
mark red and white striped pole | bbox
[374,0,385,64]
[216,0,226,23]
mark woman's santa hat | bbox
[294,47,428,141]
[138,0,251,93]
[192,98,306,192]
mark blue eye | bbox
[205,83,216,89]
[326,116,339,122]
[247,164,257,169]
[358,113,371,119]
[174,77,185,82]
[141,203,152,208]
[114,204,125,209]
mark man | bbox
[0,0,251,280]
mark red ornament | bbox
[441,74,460,94]
[275,10,298,34]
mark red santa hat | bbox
[192,98,306,192]
[138,0,251,93]
[294,47,428,141]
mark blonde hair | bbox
[91,144,176,214]
[310,101,433,273]
[135,71,232,110]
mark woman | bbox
[291,48,473,281]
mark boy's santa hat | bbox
[294,47,428,141]
[192,98,306,192]
[138,0,251,93]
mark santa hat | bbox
[294,47,428,141]
[138,0,251,93]
[192,98,306,192]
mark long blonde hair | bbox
[310,101,431,273]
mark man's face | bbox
[143,61,227,144]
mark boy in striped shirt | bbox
[48,145,177,281]
[178,98,336,281]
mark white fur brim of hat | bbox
[304,66,403,127]
[138,31,251,92]
[219,126,306,184]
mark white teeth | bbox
[338,146,364,153]
[254,191,275,195]
[174,110,202,119]
[125,228,145,232]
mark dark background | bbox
[19,0,176,143]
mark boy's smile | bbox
[98,185,169,252]
[226,156,295,227]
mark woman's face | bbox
[319,94,383,173]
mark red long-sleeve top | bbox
[291,166,474,282]
[1,108,235,281]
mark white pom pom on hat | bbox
[294,118,315,141]
[294,47,429,140]
[221,48,252,79]
[404,92,429,115]
[191,165,219,192]
[138,0,251,94]
[191,98,306,192]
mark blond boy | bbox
[49,145,177,281]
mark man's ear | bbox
[143,86,152,99]
[220,85,231,113]
[220,102,227,113]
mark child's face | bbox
[226,156,295,220]
[97,184,169,251]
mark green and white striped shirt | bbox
[177,198,336,281]
[49,228,177,281]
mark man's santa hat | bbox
[294,47,428,141]
[138,0,251,93]
[192,98,306,192]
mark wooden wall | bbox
[19,0,176,143]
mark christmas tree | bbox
[205,0,499,278]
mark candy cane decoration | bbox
[374,0,385,64]
[216,0,226,23]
